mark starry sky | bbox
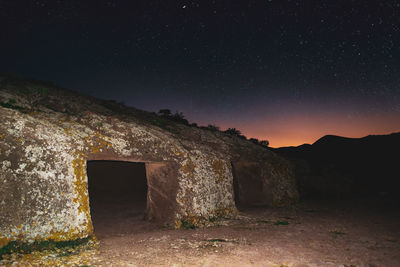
[1,0,399,147]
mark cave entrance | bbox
[87,160,148,237]
[231,161,270,211]
[231,162,242,210]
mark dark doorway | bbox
[231,161,269,211]
[87,160,148,237]
[231,162,241,210]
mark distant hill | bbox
[272,132,400,200]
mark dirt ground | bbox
[2,197,399,267]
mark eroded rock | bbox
[0,75,298,250]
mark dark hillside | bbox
[273,133,400,201]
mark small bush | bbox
[224,128,242,136]
[207,124,220,131]
[0,237,90,259]
[274,221,289,226]
[180,219,197,229]
[259,140,269,147]
[0,99,24,111]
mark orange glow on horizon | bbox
[217,111,400,148]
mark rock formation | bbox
[0,75,298,249]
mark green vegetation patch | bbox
[256,220,271,224]
[330,230,346,235]
[151,117,179,134]
[206,238,227,243]
[180,220,197,230]
[274,221,290,226]
[35,87,49,95]
[0,237,91,260]
[0,99,24,111]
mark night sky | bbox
[1,0,399,147]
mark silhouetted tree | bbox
[259,140,269,147]
[158,109,172,117]
[249,138,260,144]
[158,109,189,125]
[171,111,189,125]
[172,111,184,120]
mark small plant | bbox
[386,237,397,242]
[208,217,217,222]
[257,220,271,224]
[158,109,172,117]
[249,138,259,144]
[259,140,269,148]
[152,117,167,129]
[171,111,189,125]
[207,124,220,131]
[224,128,242,136]
[157,109,189,125]
[0,99,24,111]
[0,237,90,259]
[207,238,227,242]
[36,87,48,95]
[97,122,103,127]
[180,219,197,229]
[330,230,346,235]
[274,220,289,226]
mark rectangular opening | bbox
[231,162,241,210]
[87,160,148,238]
[231,161,266,211]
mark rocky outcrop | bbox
[0,75,298,249]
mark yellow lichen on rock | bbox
[71,155,93,236]
[211,159,225,183]
[182,161,195,177]
[47,228,84,242]
[0,235,11,247]
[69,132,115,238]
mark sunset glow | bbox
[2,0,399,147]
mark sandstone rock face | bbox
[0,76,298,248]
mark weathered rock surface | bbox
[0,75,298,249]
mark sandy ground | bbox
[2,197,399,267]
